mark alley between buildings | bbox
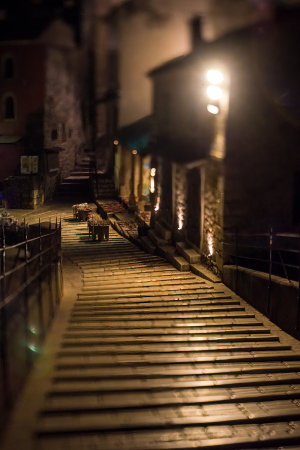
[2,203,300,450]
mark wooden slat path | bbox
[4,208,300,450]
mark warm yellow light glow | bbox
[178,206,184,231]
[154,205,159,212]
[132,150,137,155]
[150,177,155,193]
[207,70,223,84]
[207,86,222,100]
[207,104,219,115]
[114,140,119,145]
[150,168,156,177]
[208,234,213,256]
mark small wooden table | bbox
[88,223,109,241]
[77,209,92,221]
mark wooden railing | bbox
[0,218,62,429]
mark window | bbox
[2,94,16,120]
[2,56,14,79]
[51,129,58,140]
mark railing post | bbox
[0,224,10,410]
[267,227,273,317]
[296,231,300,334]
[48,219,54,318]
[1,224,6,304]
[24,219,30,368]
[38,218,45,340]
[235,227,238,293]
[55,217,59,307]
[59,217,63,300]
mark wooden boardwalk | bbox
[2,207,300,449]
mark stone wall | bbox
[202,158,224,276]
[159,159,173,228]
[186,166,201,249]
[173,164,187,242]
[4,176,44,209]
[119,147,132,199]
[44,46,85,198]
[223,265,300,339]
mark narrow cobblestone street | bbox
[2,203,300,449]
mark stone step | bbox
[176,241,200,264]
[157,244,176,259]
[62,334,278,346]
[71,305,246,315]
[166,250,190,272]
[57,341,291,356]
[147,229,169,247]
[35,399,300,435]
[155,221,172,240]
[190,263,221,283]
[53,350,300,367]
[140,236,156,254]
[63,327,271,339]
[42,383,300,413]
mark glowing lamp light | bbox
[207,104,219,115]
[208,234,214,257]
[150,168,156,177]
[178,219,183,231]
[150,178,155,193]
[207,70,223,84]
[132,150,137,155]
[154,205,159,212]
[207,86,222,100]
[114,140,119,145]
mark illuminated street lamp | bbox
[206,69,224,114]
[150,167,156,228]
[207,104,219,114]
[207,70,223,84]
[207,85,222,100]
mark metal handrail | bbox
[0,217,62,415]
[0,219,61,303]
[223,227,300,332]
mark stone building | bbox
[93,0,268,174]
[0,1,90,208]
[147,4,300,276]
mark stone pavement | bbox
[2,202,300,449]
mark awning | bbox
[117,116,152,152]
[0,135,22,144]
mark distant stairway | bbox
[93,173,116,200]
[56,152,95,203]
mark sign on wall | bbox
[21,156,39,174]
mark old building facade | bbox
[0,2,91,208]
[148,4,300,276]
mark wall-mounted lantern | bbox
[206,69,224,115]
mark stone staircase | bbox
[56,153,94,202]
[92,174,116,200]
[141,220,220,282]
[3,207,300,450]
